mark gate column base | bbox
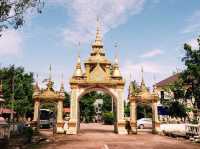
[130,121,137,134]
[56,122,65,134]
[117,120,128,134]
[66,120,77,134]
[152,122,161,134]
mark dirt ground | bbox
[37,123,200,149]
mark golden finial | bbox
[73,51,83,77]
[140,66,147,92]
[153,74,157,93]
[47,65,53,91]
[114,42,119,64]
[49,64,52,81]
[93,16,103,46]
[77,42,81,63]
[34,73,40,92]
[60,73,65,93]
[112,42,122,78]
[36,73,39,86]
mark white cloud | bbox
[187,38,199,49]
[139,49,163,58]
[121,60,175,89]
[0,29,23,56]
[182,10,200,34]
[62,0,145,44]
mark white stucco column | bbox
[152,101,160,133]
[116,88,127,134]
[67,88,79,134]
[56,100,64,133]
[33,99,40,122]
[57,100,64,123]
[130,98,137,134]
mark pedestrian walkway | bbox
[39,123,200,149]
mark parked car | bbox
[137,118,152,129]
[40,119,51,128]
[40,109,52,128]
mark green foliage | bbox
[162,79,189,119]
[129,80,140,95]
[181,36,200,108]
[64,92,70,107]
[0,65,34,118]
[79,91,114,123]
[0,0,44,34]
[100,93,112,113]
[102,112,114,125]
[167,79,185,100]
[168,101,187,118]
[79,91,97,123]
[124,101,130,117]
[24,127,33,143]
[137,104,152,119]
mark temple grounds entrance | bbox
[128,70,160,134]
[67,20,127,134]
[32,72,65,133]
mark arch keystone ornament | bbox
[67,20,127,135]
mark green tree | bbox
[0,0,44,35]
[79,91,97,123]
[124,101,130,117]
[0,65,34,119]
[163,79,188,119]
[168,101,187,119]
[181,36,200,108]
[100,93,112,113]
[64,92,70,108]
[102,112,114,125]
[129,80,140,95]
[137,104,152,119]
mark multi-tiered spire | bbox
[47,65,54,91]
[140,67,147,92]
[91,18,105,56]
[60,73,65,96]
[34,74,40,92]
[73,53,83,77]
[112,45,122,78]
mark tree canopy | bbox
[0,0,44,35]
[181,36,200,108]
[0,65,34,118]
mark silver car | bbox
[137,118,152,129]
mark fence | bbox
[0,123,10,140]
[186,124,200,137]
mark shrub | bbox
[102,112,114,125]
[24,127,33,143]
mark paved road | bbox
[40,123,200,149]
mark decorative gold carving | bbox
[57,122,65,127]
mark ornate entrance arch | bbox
[67,21,127,135]
[32,71,65,133]
[128,69,160,134]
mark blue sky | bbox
[0,0,200,92]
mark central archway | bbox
[77,86,118,133]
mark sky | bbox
[0,0,200,93]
